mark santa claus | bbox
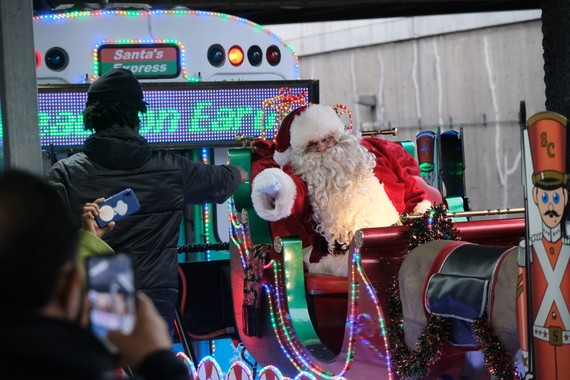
[251,104,434,277]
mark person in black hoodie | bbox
[0,170,188,380]
[47,68,247,333]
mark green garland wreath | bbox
[406,203,460,250]
[385,204,521,379]
[386,277,449,378]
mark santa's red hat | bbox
[273,104,346,166]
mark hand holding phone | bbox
[82,198,115,238]
[107,293,173,369]
[96,188,140,228]
[86,254,136,339]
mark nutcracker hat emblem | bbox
[528,111,567,189]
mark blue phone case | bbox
[95,188,140,227]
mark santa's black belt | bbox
[424,242,512,347]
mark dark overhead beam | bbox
[33,1,541,25]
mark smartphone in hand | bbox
[96,188,140,228]
[86,253,136,338]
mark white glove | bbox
[253,172,282,198]
[251,168,296,221]
[412,199,432,215]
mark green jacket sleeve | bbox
[78,230,115,288]
[78,229,114,264]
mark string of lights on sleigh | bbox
[229,196,376,379]
[239,91,520,379]
[234,92,367,379]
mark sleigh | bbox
[227,147,525,379]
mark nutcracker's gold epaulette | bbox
[563,236,570,245]
[530,233,542,243]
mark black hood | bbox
[84,125,151,170]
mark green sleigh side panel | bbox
[228,147,328,350]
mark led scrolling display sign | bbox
[31,81,318,148]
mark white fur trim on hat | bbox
[252,168,297,221]
[289,105,345,150]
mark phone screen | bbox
[86,253,136,337]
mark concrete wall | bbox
[272,13,545,213]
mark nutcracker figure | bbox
[518,111,569,379]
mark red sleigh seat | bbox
[304,273,349,353]
[304,274,347,295]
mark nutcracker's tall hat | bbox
[528,111,567,190]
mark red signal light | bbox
[266,45,281,66]
[35,50,42,69]
[228,45,244,66]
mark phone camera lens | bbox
[45,47,69,72]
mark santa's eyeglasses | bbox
[305,135,337,153]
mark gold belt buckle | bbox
[549,326,563,346]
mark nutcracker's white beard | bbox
[290,133,398,252]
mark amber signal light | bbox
[228,45,244,66]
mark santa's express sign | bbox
[98,44,180,78]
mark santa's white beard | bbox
[290,133,399,252]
